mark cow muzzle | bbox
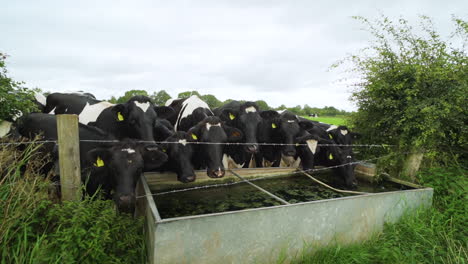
[245,144,258,153]
[282,149,296,157]
[208,168,225,178]
[116,194,136,214]
[178,174,196,183]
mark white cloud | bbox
[1,0,466,111]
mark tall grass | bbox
[292,166,467,264]
[0,141,146,264]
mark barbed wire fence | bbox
[1,137,417,202]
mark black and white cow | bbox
[165,96,243,178]
[159,131,197,183]
[17,113,168,213]
[256,110,319,170]
[44,93,159,141]
[293,117,359,188]
[187,116,243,178]
[165,95,213,132]
[214,101,267,168]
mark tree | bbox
[335,16,467,168]
[200,94,222,109]
[0,53,38,121]
[255,100,271,110]
[151,90,171,106]
[177,91,200,99]
[114,90,149,104]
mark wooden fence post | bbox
[57,114,81,201]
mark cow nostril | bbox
[117,195,135,214]
[247,145,258,153]
[185,175,196,182]
[119,195,133,203]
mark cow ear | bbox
[154,106,175,119]
[112,104,128,122]
[140,144,168,171]
[224,125,243,142]
[187,125,201,141]
[260,110,279,120]
[86,148,111,168]
[299,120,314,131]
[219,109,239,122]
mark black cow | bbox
[17,113,168,213]
[44,93,159,141]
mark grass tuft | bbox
[292,166,467,264]
[0,140,146,264]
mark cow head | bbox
[219,102,262,154]
[272,111,315,157]
[188,116,243,178]
[327,125,361,146]
[86,141,167,214]
[112,96,157,141]
[160,131,197,183]
[320,139,358,189]
[295,133,320,171]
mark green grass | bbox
[302,116,348,126]
[291,166,467,264]
[0,142,146,264]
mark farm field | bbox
[302,116,348,126]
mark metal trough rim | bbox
[140,170,433,224]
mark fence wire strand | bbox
[0,139,394,148]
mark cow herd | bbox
[3,92,360,213]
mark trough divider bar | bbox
[299,170,368,195]
[228,170,290,205]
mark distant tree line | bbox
[108,90,350,116]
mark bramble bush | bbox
[334,16,467,174]
[0,53,39,121]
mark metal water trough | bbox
[136,165,433,264]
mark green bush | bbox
[334,16,468,172]
[0,53,39,121]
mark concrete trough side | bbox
[137,171,433,264]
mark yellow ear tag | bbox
[117,112,124,121]
[229,113,235,120]
[329,134,333,139]
[329,153,334,160]
[271,123,277,129]
[162,148,167,152]
[95,156,105,167]
[191,134,198,140]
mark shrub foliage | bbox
[336,16,467,167]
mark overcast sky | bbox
[1,1,465,111]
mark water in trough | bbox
[153,171,412,219]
